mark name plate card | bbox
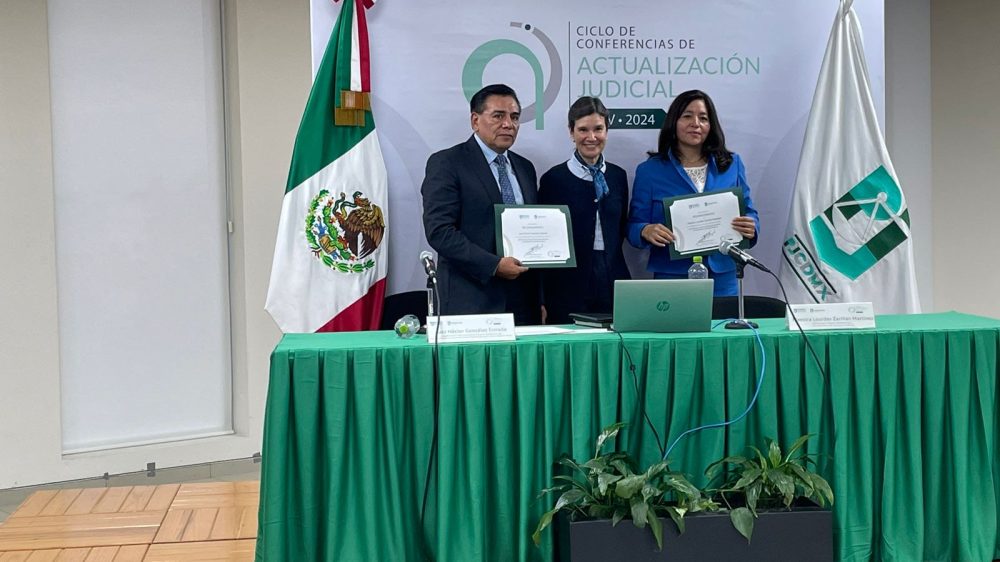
[786,302,876,331]
[426,313,516,344]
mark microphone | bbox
[719,240,770,272]
[419,250,437,280]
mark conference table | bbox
[255,312,1000,561]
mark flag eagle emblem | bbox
[305,189,385,273]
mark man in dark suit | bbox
[421,84,540,325]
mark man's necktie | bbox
[494,154,517,205]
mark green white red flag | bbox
[265,0,388,332]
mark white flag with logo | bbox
[779,0,919,314]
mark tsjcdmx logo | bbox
[782,165,912,303]
[462,22,562,130]
[808,165,911,281]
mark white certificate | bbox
[494,205,576,268]
[665,190,743,256]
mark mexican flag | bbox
[778,0,919,314]
[265,0,387,333]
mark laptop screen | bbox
[612,279,714,333]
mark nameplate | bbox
[425,313,516,344]
[786,302,876,331]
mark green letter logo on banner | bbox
[808,166,911,280]
[463,40,545,129]
[462,24,562,130]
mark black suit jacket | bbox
[421,135,540,323]
[538,161,632,324]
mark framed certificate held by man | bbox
[662,188,748,260]
[493,205,577,268]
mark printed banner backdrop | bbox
[310,1,885,297]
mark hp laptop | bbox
[612,279,714,333]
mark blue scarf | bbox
[574,151,609,202]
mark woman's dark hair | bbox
[567,96,609,129]
[653,89,732,172]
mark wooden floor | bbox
[0,482,257,561]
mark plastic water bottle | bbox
[393,314,421,338]
[688,256,709,280]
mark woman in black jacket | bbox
[539,96,631,324]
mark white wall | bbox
[0,0,996,487]
[886,0,933,312]
[48,0,234,454]
[0,0,64,487]
[0,0,304,488]
[930,0,1000,317]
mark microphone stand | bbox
[725,261,758,330]
[420,275,436,335]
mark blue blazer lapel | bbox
[704,156,720,191]
[703,156,736,192]
[669,153,699,193]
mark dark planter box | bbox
[568,505,832,562]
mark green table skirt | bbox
[256,312,1000,561]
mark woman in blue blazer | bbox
[627,89,760,295]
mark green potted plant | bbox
[531,422,717,551]
[533,423,835,561]
[704,433,835,541]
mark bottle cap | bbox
[693,256,703,263]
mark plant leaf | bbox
[768,440,782,467]
[598,472,622,496]
[551,476,590,496]
[630,497,649,528]
[642,483,660,502]
[664,505,686,535]
[705,455,751,477]
[605,451,632,462]
[583,458,608,472]
[612,507,627,527]
[732,467,762,489]
[609,459,634,476]
[532,507,558,545]
[767,469,796,506]
[561,488,585,505]
[787,463,815,492]
[589,504,612,518]
[810,473,835,505]
[645,461,668,479]
[615,474,646,499]
[784,434,812,462]
[535,484,568,499]
[648,509,664,551]
[730,507,755,542]
[533,490,583,546]
[665,473,702,499]
[552,475,581,484]
[595,422,627,455]
[747,481,762,514]
[693,497,721,513]
[557,456,587,475]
